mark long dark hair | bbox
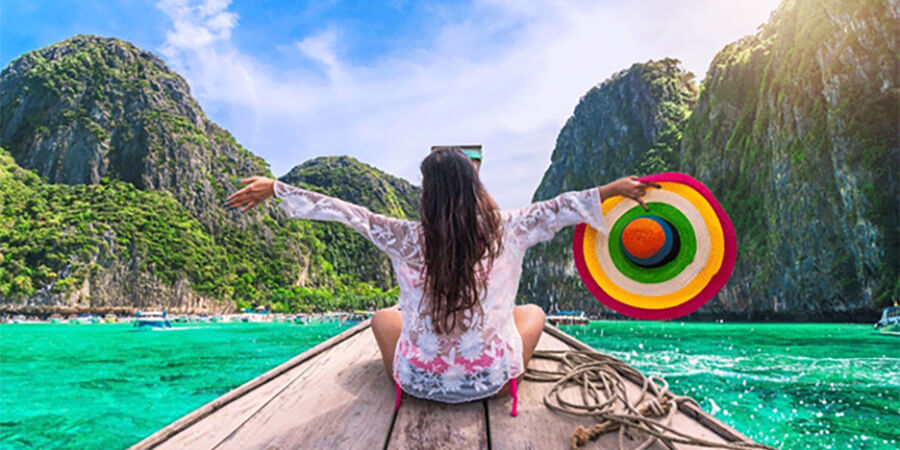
[420,148,503,334]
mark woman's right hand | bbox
[225,176,276,212]
[605,176,661,211]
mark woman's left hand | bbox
[611,176,661,211]
[225,176,275,212]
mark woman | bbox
[225,148,653,415]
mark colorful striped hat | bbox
[572,172,737,320]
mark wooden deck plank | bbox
[157,361,311,449]
[131,320,373,449]
[214,329,395,449]
[386,396,488,450]
[659,408,735,450]
[490,332,595,450]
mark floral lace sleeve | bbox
[273,180,421,262]
[504,186,608,251]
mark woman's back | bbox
[384,187,607,402]
[272,177,605,402]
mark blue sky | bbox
[1,0,783,208]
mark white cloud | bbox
[296,29,338,68]
[157,0,237,52]
[154,0,782,209]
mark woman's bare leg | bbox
[371,306,402,382]
[493,303,546,397]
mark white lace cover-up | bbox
[273,180,608,403]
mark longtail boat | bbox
[131,320,758,449]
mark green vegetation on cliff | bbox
[281,156,420,220]
[0,147,397,313]
[0,147,220,298]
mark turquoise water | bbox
[0,322,351,449]
[1,321,897,449]
[561,322,900,450]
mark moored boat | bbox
[131,320,764,449]
[133,310,173,330]
[547,309,589,325]
[347,310,372,324]
[874,304,900,335]
[322,311,349,324]
[68,314,94,324]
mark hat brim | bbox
[572,172,736,320]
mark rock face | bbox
[1,34,271,231]
[0,35,413,314]
[678,0,899,319]
[520,0,899,320]
[280,156,421,289]
[517,59,699,313]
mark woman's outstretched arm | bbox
[505,176,658,251]
[225,177,419,261]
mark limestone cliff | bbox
[517,59,699,313]
[678,0,899,319]
[0,34,275,232]
[519,0,899,320]
[0,35,409,314]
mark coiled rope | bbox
[524,350,775,450]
